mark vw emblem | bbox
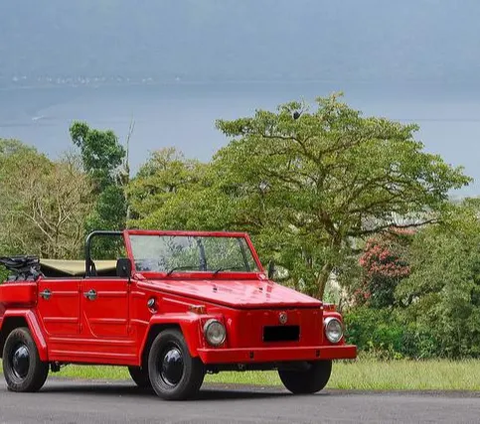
[279,312,288,325]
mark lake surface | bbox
[1,81,479,195]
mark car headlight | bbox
[203,319,226,346]
[324,317,343,344]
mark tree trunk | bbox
[316,262,334,300]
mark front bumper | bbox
[197,344,357,364]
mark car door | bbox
[36,278,81,337]
[80,277,131,339]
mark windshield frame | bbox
[124,230,264,277]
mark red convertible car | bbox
[0,230,356,400]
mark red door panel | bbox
[81,279,130,339]
[37,279,81,337]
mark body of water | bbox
[1,81,479,195]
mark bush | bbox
[395,201,480,359]
[347,201,480,360]
[400,321,441,359]
[344,307,406,359]
[345,305,480,360]
[356,231,412,309]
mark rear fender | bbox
[0,310,48,361]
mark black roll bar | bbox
[85,231,124,277]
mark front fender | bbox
[0,309,48,361]
[140,313,204,359]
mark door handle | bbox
[40,289,51,300]
[84,289,97,301]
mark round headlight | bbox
[203,319,226,346]
[324,317,343,344]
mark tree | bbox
[0,139,93,258]
[396,199,480,358]
[214,94,470,298]
[70,122,129,256]
[128,148,243,233]
[70,122,126,190]
[128,148,208,228]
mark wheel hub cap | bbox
[12,344,30,379]
[160,346,184,386]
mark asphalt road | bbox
[0,379,479,424]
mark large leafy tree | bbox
[213,94,470,298]
[127,95,470,298]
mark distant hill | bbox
[1,0,480,86]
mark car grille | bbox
[263,325,300,342]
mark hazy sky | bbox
[1,0,480,83]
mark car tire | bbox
[2,327,49,392]
[148,329,205,400]
[128,366,151,388]
[278,360,332,394]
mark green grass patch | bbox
[3,359,480,391]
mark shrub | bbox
[344,306,405,359]
[396,201,480,359]
[356,230,412,309]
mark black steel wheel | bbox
[278,360,332,394]
[2,327,49,392]
[148,329,205,400]
[128,366,151,388]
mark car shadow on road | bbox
[39,382,295,401]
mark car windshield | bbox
[129,235,259,274]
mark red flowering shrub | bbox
[356,229,413,308]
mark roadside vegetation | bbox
[1,94,480,380]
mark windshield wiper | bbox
[166,265,249,276]
[212,266,248,275]
[166,265,204,276]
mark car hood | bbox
[138,277,322,309]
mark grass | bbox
[3,359,480,391]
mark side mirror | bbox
[267,260,275,280]
[116,258,132,279]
